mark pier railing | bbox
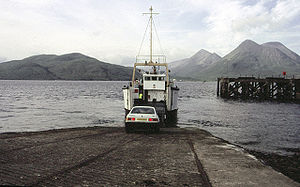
[217,77,300,101]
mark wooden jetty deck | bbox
[217,77,300,101]
[0,127,298,186]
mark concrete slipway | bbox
[0,127,298,186]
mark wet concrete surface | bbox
[0,127,299,186]
[247,149,300,184]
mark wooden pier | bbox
[217,77,300,101]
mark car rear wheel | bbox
[154,126,160,133]
[125,124,133,133]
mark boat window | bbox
[131,108,155,114]
[152,77,157,81]
[145,77,150,81]
[158,77,164,81]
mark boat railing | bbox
[136,55,166,64]
[131,58,169,87]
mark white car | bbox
[125,106,160,133]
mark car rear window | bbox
[131,108,155,114]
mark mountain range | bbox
[170,40,300,80]
[0,53,134,80]
[169,49,221,79]
[1,40,299,81]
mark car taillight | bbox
[148,118,158,121]
[127,117,135,121]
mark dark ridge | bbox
[0,53,135,81]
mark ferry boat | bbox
[123,7,179,127]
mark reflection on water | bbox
[0,80,299,155]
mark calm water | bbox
[0,80,299,155]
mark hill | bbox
[0,53,134,80]
[169,49,221,79]
[170,40,300,80]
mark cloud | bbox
[166,0,300,57]
[0,0,145,61]
[0,56,7,63]
[0,0,299,64]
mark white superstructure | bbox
[122,6,179,126]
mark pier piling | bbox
[217,77,300,102]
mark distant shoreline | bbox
[0,79,217,82]
[0,79,130,82]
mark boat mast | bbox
[143,6,159,64]
[150,6,153,63]
[132,7,170,86]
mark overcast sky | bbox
[0,0,300,66]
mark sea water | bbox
[0,80,299,155]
